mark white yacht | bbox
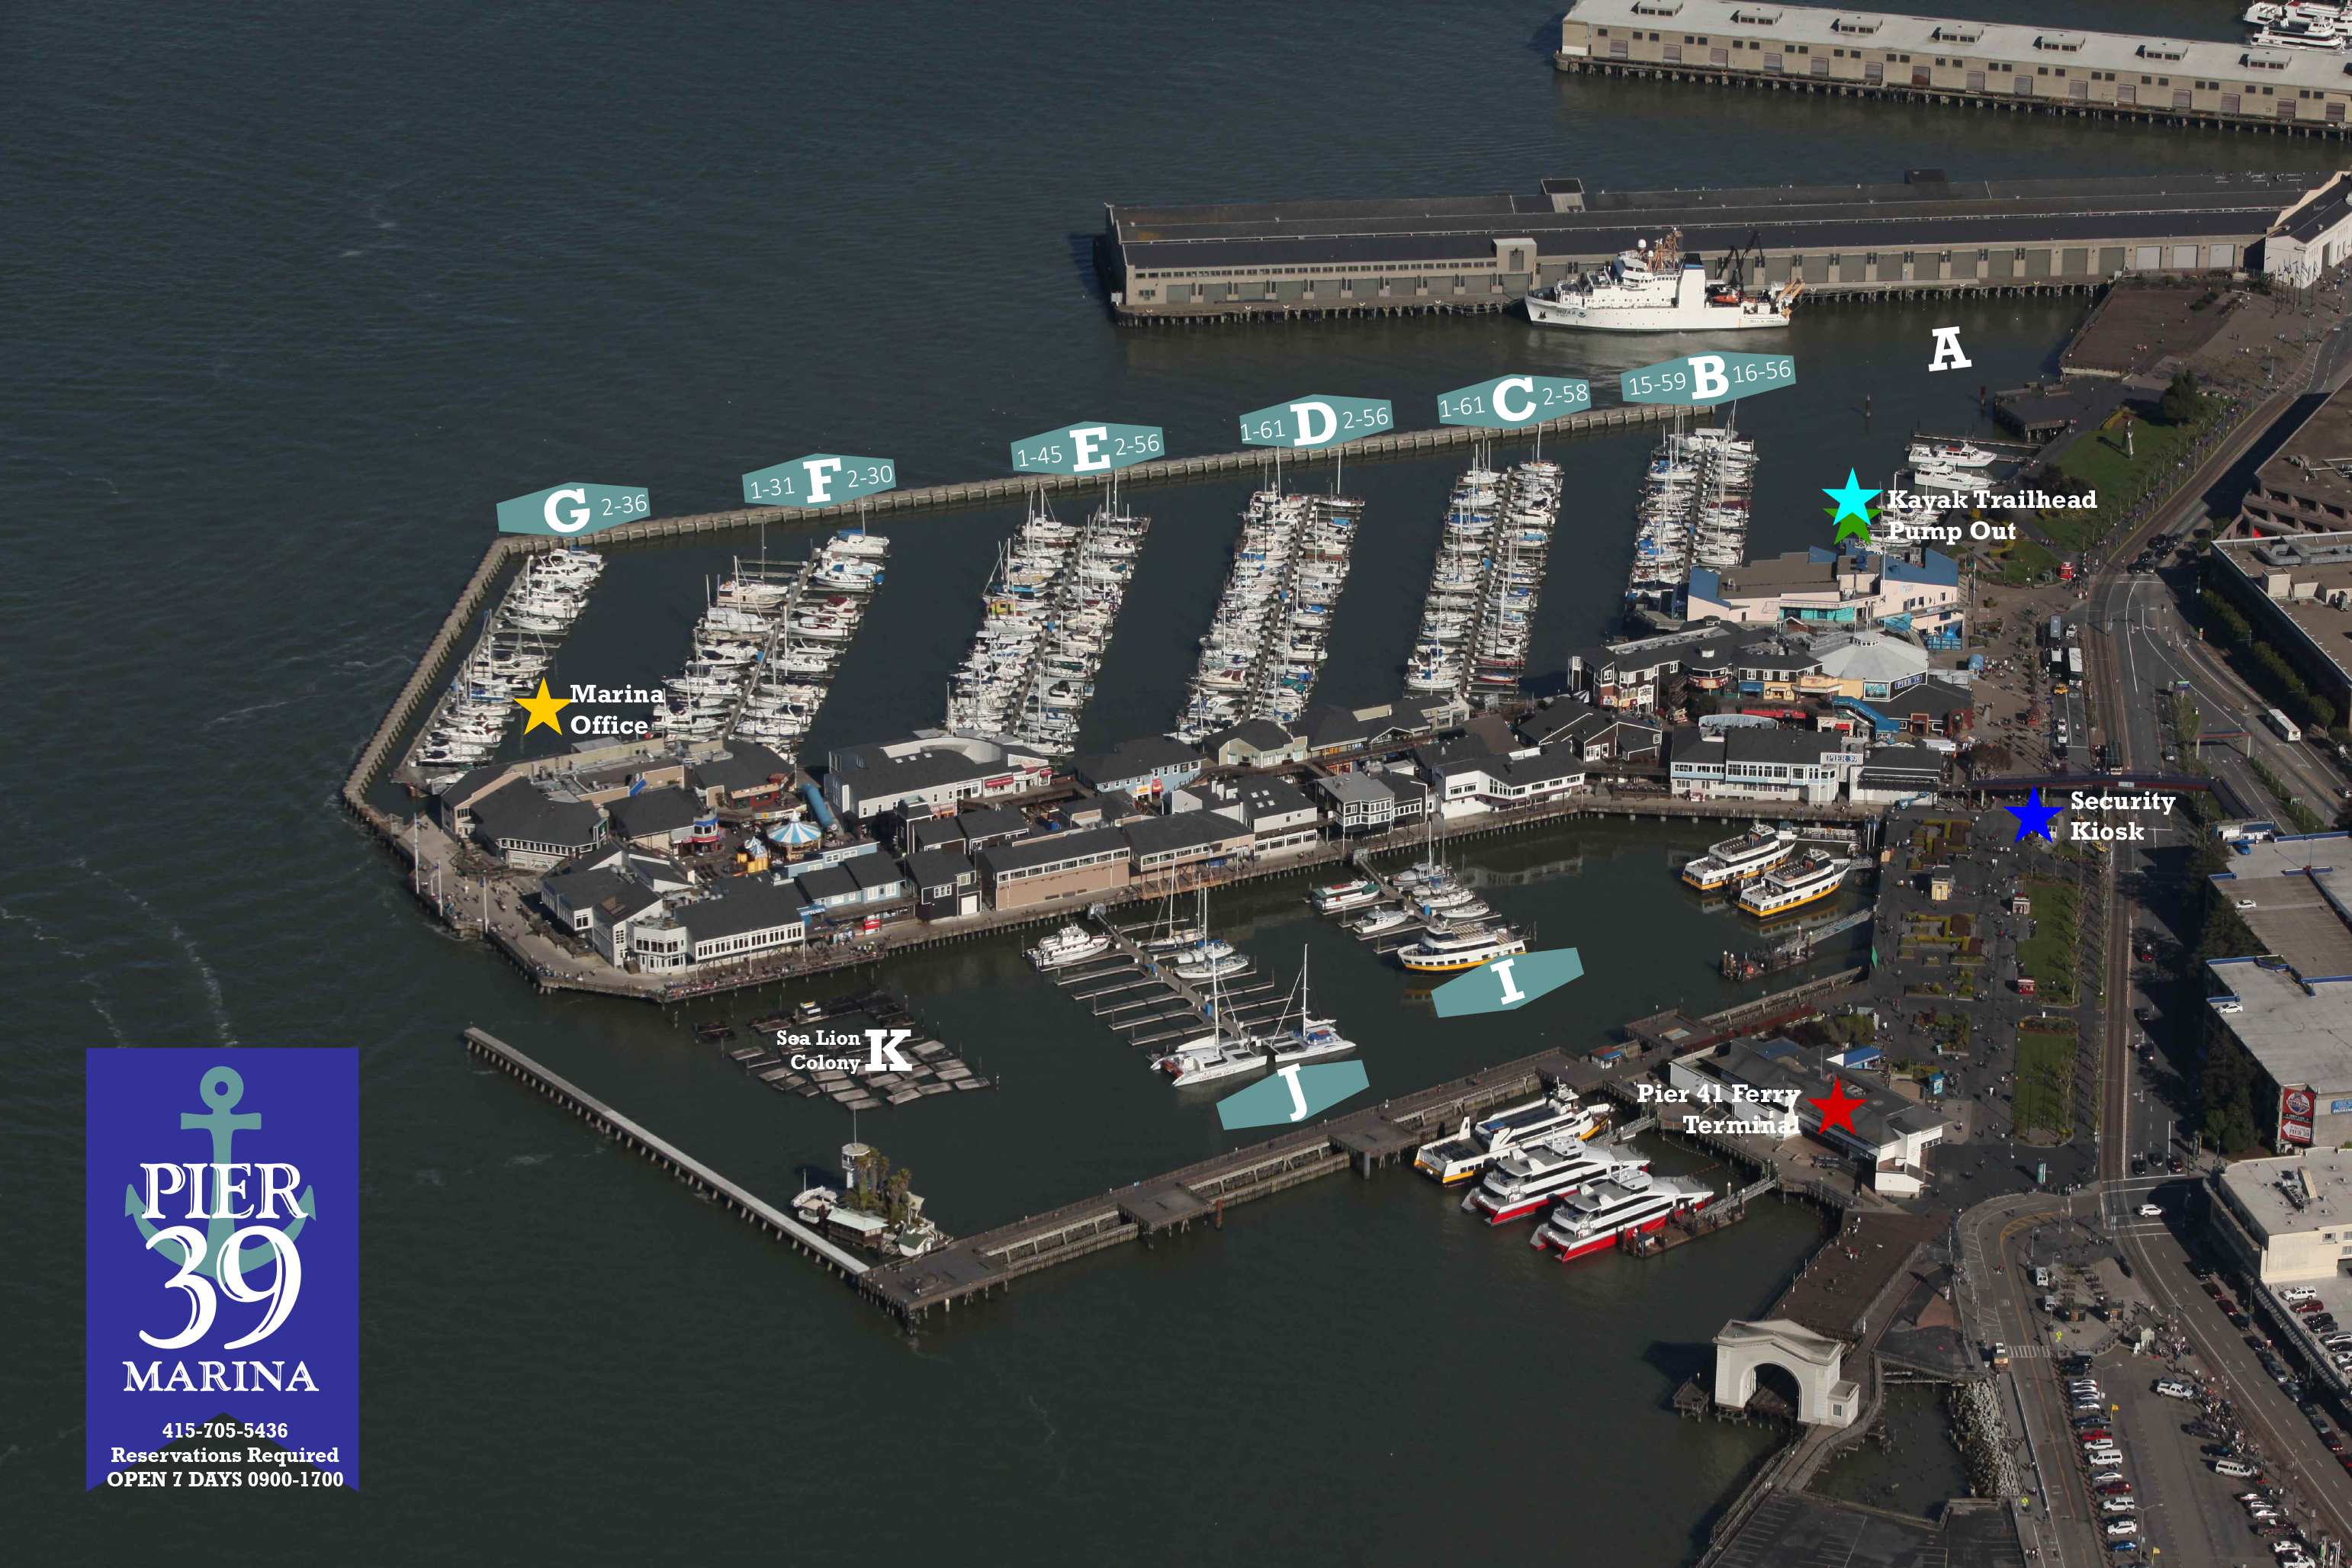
[1027,923,1110,969]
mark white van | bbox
[2216,1458,2260,1477]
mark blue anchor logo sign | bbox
[121,1065,314,1279]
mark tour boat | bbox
[1736,850,1851,918]
[1397,926,1528,973]
[1468,1133,1647,1223]
[1525,233,1796,333]
[1531,1171,1715,1260]
[1027,924,1110,969]
[1412,1086,1601,1184]
[1680,825,1795,892]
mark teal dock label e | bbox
[1009,423,1164,475]
[496,483,651,538]
[1431,947,1582,1018]
[1216,1062,1370,1130]
[1237,395,1393,448]
[1618,353,1795,408]
[1437,376,1590,428]
[741,454,897,508]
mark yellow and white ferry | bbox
[1679,824,1795,892]
[1735,850,1850,918]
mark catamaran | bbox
[1468,1134,1649,1224]
[1531,1170,1714,1260]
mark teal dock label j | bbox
[1216,1062,1370,1130]
[1009,422,1164,474]
[1436,376,1590,428]
[496,483,650,538]
[1431,948,1582,1018]
[1236,395,1392,448]
[741,454,897,507]
[1618,354,1794,408]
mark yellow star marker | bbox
[513,678,572,736]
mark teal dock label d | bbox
[496,483,651,538]
[1237,395,1393,448]
[741,454,897,508]
[1009,423,1164,475]
[1436,376,1590,428]
[1216,1062,1370,1130]
[1618,353,1794,408]
[1431,947,1582,1018]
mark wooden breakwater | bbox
[462,1026,872,1277]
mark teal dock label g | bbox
[1009,422,1164,474]
[1619,354,1795,407]
[742,454,897,508]
[1437,376,1590,427]
[1237,395,1392,448]
[496,482,650,538]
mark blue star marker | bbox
[2005,788,2061,843]
[1823,470,1881,545]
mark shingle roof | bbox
[692,742,793,792]
[680,878,804,943]
[606,786,704,840]
[471,788,604,848]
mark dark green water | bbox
[9,0,2309,1560]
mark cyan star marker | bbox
[1823,470,1881,545]
[2005,788,2061,843]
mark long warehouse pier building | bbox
[1557,0,2352,137]
[1100,168,2352,323]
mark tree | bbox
[2158,368,2207,426]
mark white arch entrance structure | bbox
[1713,1319,1860,1428]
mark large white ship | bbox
[1467,1134,1649,1224]
[1412,1085,1603,1184]
[1531,1170,1714,1260]
[1525,233,1797,333]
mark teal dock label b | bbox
[1009,423,1164,475]
[741,454,897,508]
[496,483,650,538]
[1437,376,1590,428]
[1618,353,1795,408]
[1236,395,1393,448]
[1431,947,1582,1018]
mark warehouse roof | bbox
[1109,165,2321,272]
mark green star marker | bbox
[1823,470,1881,545]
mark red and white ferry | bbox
[1467,1136,1649,1225]
[1530,1171,1714,1261]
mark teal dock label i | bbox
[1431,947,1582,1017]
[741,454,897,507]
[1618,353,1795,407]
[1236,395,1393,448]
[496,483,651,538]
[1436,376,1590,427]
[1008,423,1164,475]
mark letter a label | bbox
[1928,326,1972,372]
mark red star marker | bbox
[1807,1079,1865,1138]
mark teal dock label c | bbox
[1236,395,1393,448]
[741,454,897,508]
[1216,1062,1370,1130]
[1008,423,1164,475]
[1431,947,1582,1018]
[1618,353,1795,408]
[496,483,651,538]
[1436,376,1590,428]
